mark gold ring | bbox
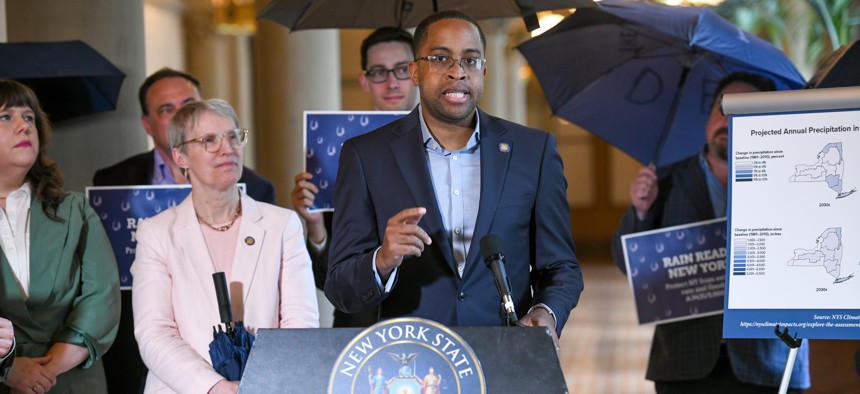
[32,383,43,392]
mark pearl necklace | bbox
[197,204,242,232]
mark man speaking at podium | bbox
[325,10,583,338]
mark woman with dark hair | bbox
[0,80,120,394]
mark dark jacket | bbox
[611,155,809,388]
[326,108,583,336]
[93,150,276,204]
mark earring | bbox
[182,167,189,179]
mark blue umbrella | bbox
[208,273,255,382]
[0,40,125,123]
[230,323,255,379]
[210,326,241,381]
[517,0,806,166]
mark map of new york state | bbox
[788,142,856,198]
[787,228,853,284]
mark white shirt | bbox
[0,183,32,299]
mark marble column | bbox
[253,20,340,206]
[185,6,257,168]
[479,18,527,125]
[254,3,341,327]
[0,0,6,42]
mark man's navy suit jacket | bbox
[325,108,583,335]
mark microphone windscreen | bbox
[480,234,504,262]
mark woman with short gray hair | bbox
[132,99,319,394]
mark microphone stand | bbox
[775,324,802,394]
[480,235,520,328]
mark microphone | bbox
[480,234,518,324]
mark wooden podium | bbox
[239,325,568,393]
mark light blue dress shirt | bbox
[152,150,179,185]
[419,106,482,277]
[373,105,482,290]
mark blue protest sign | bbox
[86,185,191,289]
[304,111,407,212]
[621,218,728,325]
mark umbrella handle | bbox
[213,272,233,324]
[651,61,692,165]
[516,0,540,32]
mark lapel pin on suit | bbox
[498,142,511,153]
[244,236,255,246]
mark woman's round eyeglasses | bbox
[177,128,249,153]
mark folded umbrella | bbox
[208,272,255,382]
[210,325,241,381]
[230,323,255,379]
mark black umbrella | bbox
[259,0,596,32]
[209,272,255,382]
[0,40,125,123]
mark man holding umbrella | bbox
[612,72,810,393]
[326,10,583,339]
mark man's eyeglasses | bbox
[177,128,248,153]
[414,55,486,74]
[364,62,411,83]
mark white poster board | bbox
[724,86,860,339]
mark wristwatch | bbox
[527,303,557,328]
